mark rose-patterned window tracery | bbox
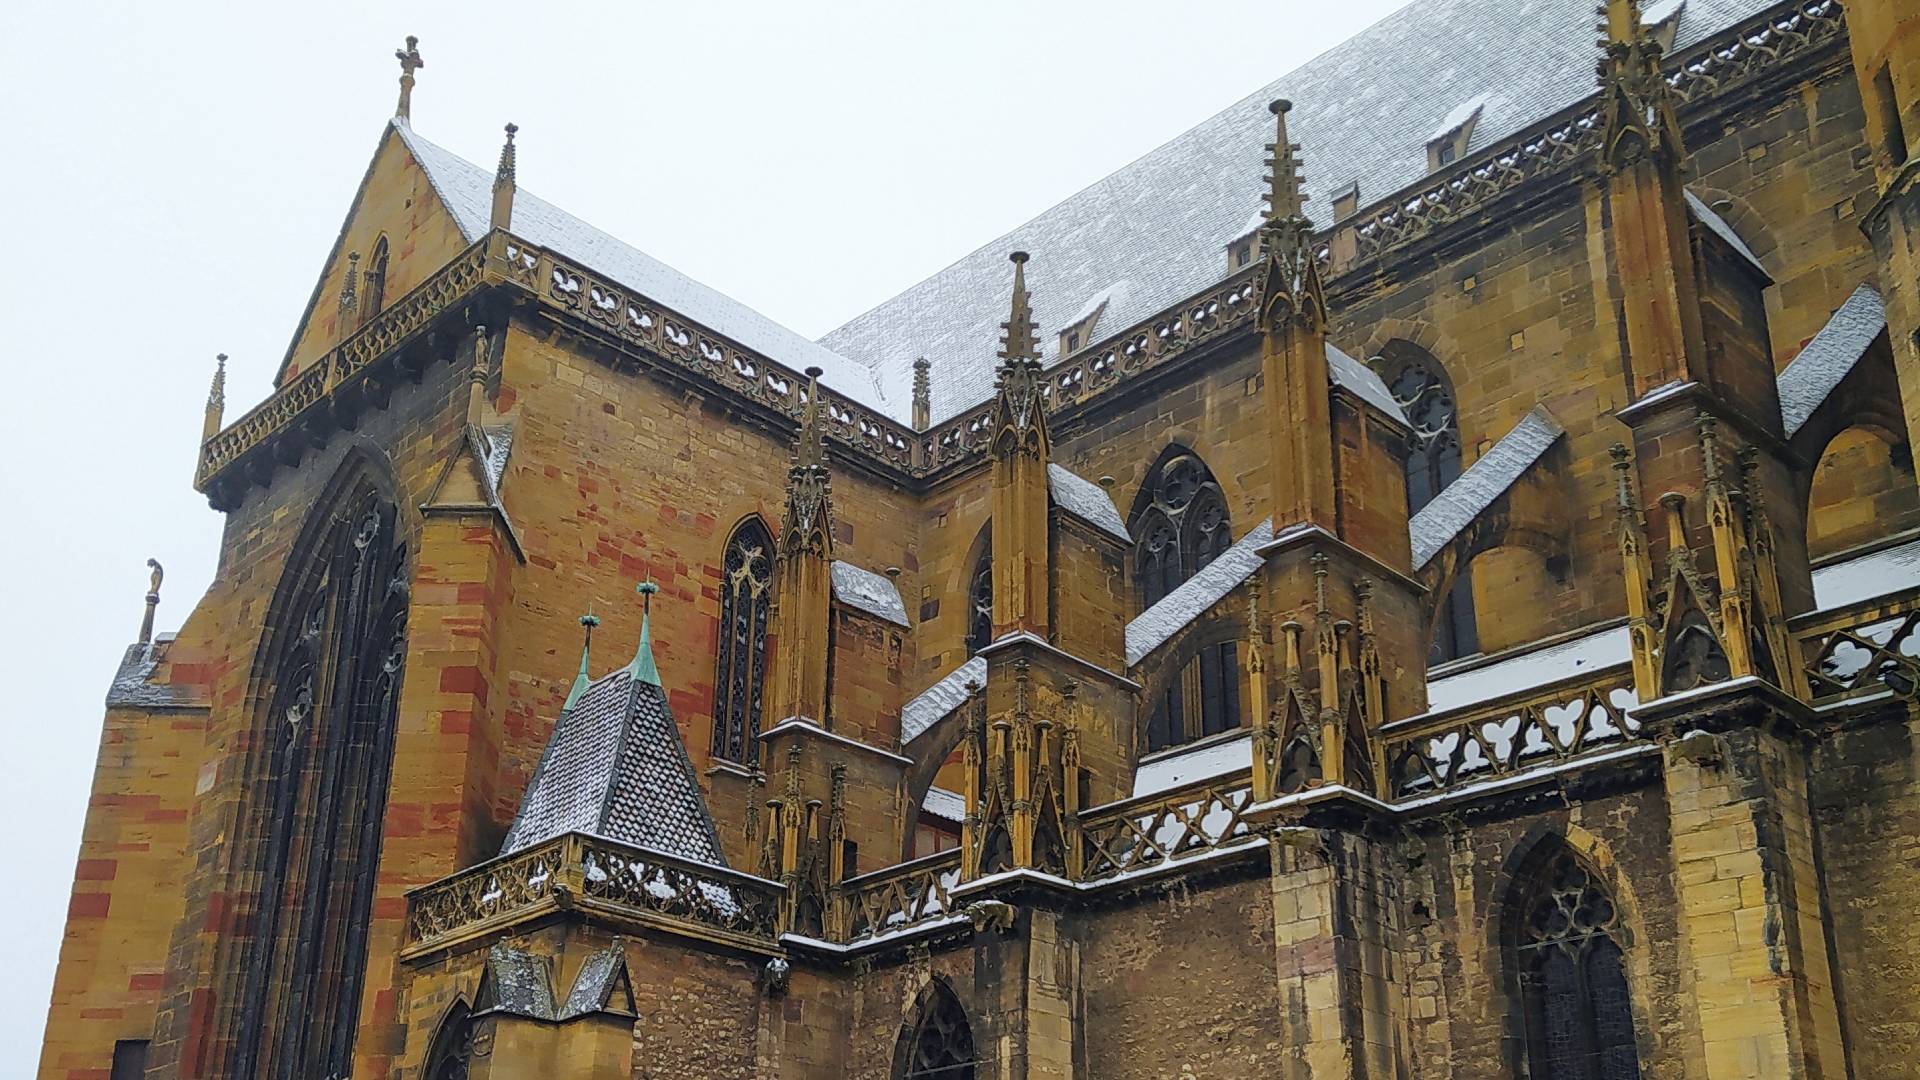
[1511,846,1643,1080]
[1130,449,1238,751]
[712,518,775,765]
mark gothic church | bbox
[39,0,1920,1076]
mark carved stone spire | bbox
[766,367,836,725]
[627,581,661,686]
[1256,101,1336,532]
[563,609,600,711]
[1256,100,1326,336]
[781,367,834,559]
[1596,0,1685,172]
[990,252,1052,638]
[394,35,424,122]
[491,123,518,232]
[201,353,227,444]
[337,251,360,322]
[911,356,932,430]
[138,559,163,646]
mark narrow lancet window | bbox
[1380,348,1479,663]
[1511,846,1644,1079]
[712,518,774,764]
[1130,449,1238,750]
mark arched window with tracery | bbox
[228,462,410,1079]
[966,532,993,655]
[1378,344,1479,664]
[421,1001,474,1080]
[1508,844,1643,1079]
[712,517,775,765]
[895,980,978,1080]
[1129,448,1238,750]
[362,235,389,321]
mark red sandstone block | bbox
[73,859,116,881]
[439,666,483,694]
[68,893,110,918]
[129,971,165,992]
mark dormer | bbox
[1225,211,1265,273]
[1332,181,1361,222]
[1426,94,1489,171]
[1059,280,1132,356]
[1643,0,1685,52]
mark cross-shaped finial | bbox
[636,579,659,614]
[395,35,424,121]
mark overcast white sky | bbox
[0,0,1409,1067]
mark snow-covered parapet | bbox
[1409,406,1564,569]
[1777,284,1886,438]
[830,560,910,627]
[1125,519,1274,666]
[1048,464,1130,543]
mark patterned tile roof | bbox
[820,0,1763,423]
[500,668,727,866]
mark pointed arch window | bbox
[229,472,410,1079]
[897,981,978,1080]
[362,235,390,321]
[713,518,775,765]
[422,1001,474,1080]
[1129,449,1238,750]
[1379,346,1479,664]
[966,535,993,656]
[1509,846,1644,1080]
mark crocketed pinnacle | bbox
[627,582,661,686]
[997,252,1039,367]
[1595,0,1684,170]
[781,367,835,557]
[338,252,360,315]
[394,35,424,121]
[563,609,600,711]
[207,353,227,413]
[1263,99,1308,227]
[495,123,519,187]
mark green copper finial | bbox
[627,581,662,685]
[562,608,600,711]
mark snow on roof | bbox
[1409,406,1564,568]
[920,786,966,824]
[1126,518,1274,667]
[1684,190,1768,280]
[1645,0,1688,28]
[1328,343,1410,429]
[1427,93,1490,144]
[1048,463,1130,542]
[1069,280,1133,330]
[1811,533,1920,611]
[1776,284,1887,438]
[901,655,987,744]
[1132,732,1253,797]
[830,560,910,627]
[819,0,1762,423]
[1425,624,1633,714]
[394,122,898,421]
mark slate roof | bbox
[1777,284,1887,437]
[500,667,727,866]
[1126,518,1275,666]
[901,655,986,744]
[820,0,1764,423]
[106,637,200,710]
[1409,406,1564,568]
[393,122,894,418]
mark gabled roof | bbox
[831,560,910,626]
[819,0,1763,423]
[1048,464,1130,542]
[500,667,727,865]
[392,122,895,419]
[1777,284,1887,438]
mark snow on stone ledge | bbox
[921,786,965,823]
[1811,533,1920,612]
[1126,519,1274,667]
[902,655,987,744]
[1777,284,1886,438]
[1132,731,1253,797]
[1327,344,1409,431]
[1409,406,1563,569]
[1424,624,1632,714]
[1684,190,1768,281]
[1048,464,1130,543]
[830,561,910,627]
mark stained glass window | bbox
[712,519,775,765]
[1381,349,1479,664]
[899,982,977,1080]
[967,539,993,655]
[1513,847,1644,1079]
[1130,450,1238,750]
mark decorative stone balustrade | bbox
[1382,668,1641,798]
